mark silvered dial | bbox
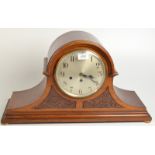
[55,49,106,98]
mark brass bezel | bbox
[54,47,108,99]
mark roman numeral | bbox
[88,87,92,92]
[70,86,73,92]
[63,62,68,68]
[63,81,67,85]
[91,56,93,62]
[70,56,75,62]
[96,62,101,68]
[79,89,82,95]
[98,71,103,76]
[60,71,65,77]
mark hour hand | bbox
[88,75,94,79]
[79,73,88,78]
[79,73,87,77]
[79,73,98,85]
[79,73,94,79]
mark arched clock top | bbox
[45,31,118,77]
[47,31,100,60]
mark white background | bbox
[0,1,155,155]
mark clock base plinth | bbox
[1,95,151,124]
[2,108,151,124]
[1,80,152,124]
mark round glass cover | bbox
[55,49,106,98]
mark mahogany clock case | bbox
[1,31,152,124]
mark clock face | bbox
[55,49,106,98]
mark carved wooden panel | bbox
[37,88,76,109]
[83,89,122,108]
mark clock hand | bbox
[79,73,98,85]
[88,75,94,79]
[79,72,88,78]
[79,73,94,79]
[79,73,93,78]
[89,79,99,85]
[87,75,98,84]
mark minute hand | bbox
[89,77,99,85]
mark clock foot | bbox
[144,120,151,123]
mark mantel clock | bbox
[1,31,152,124]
